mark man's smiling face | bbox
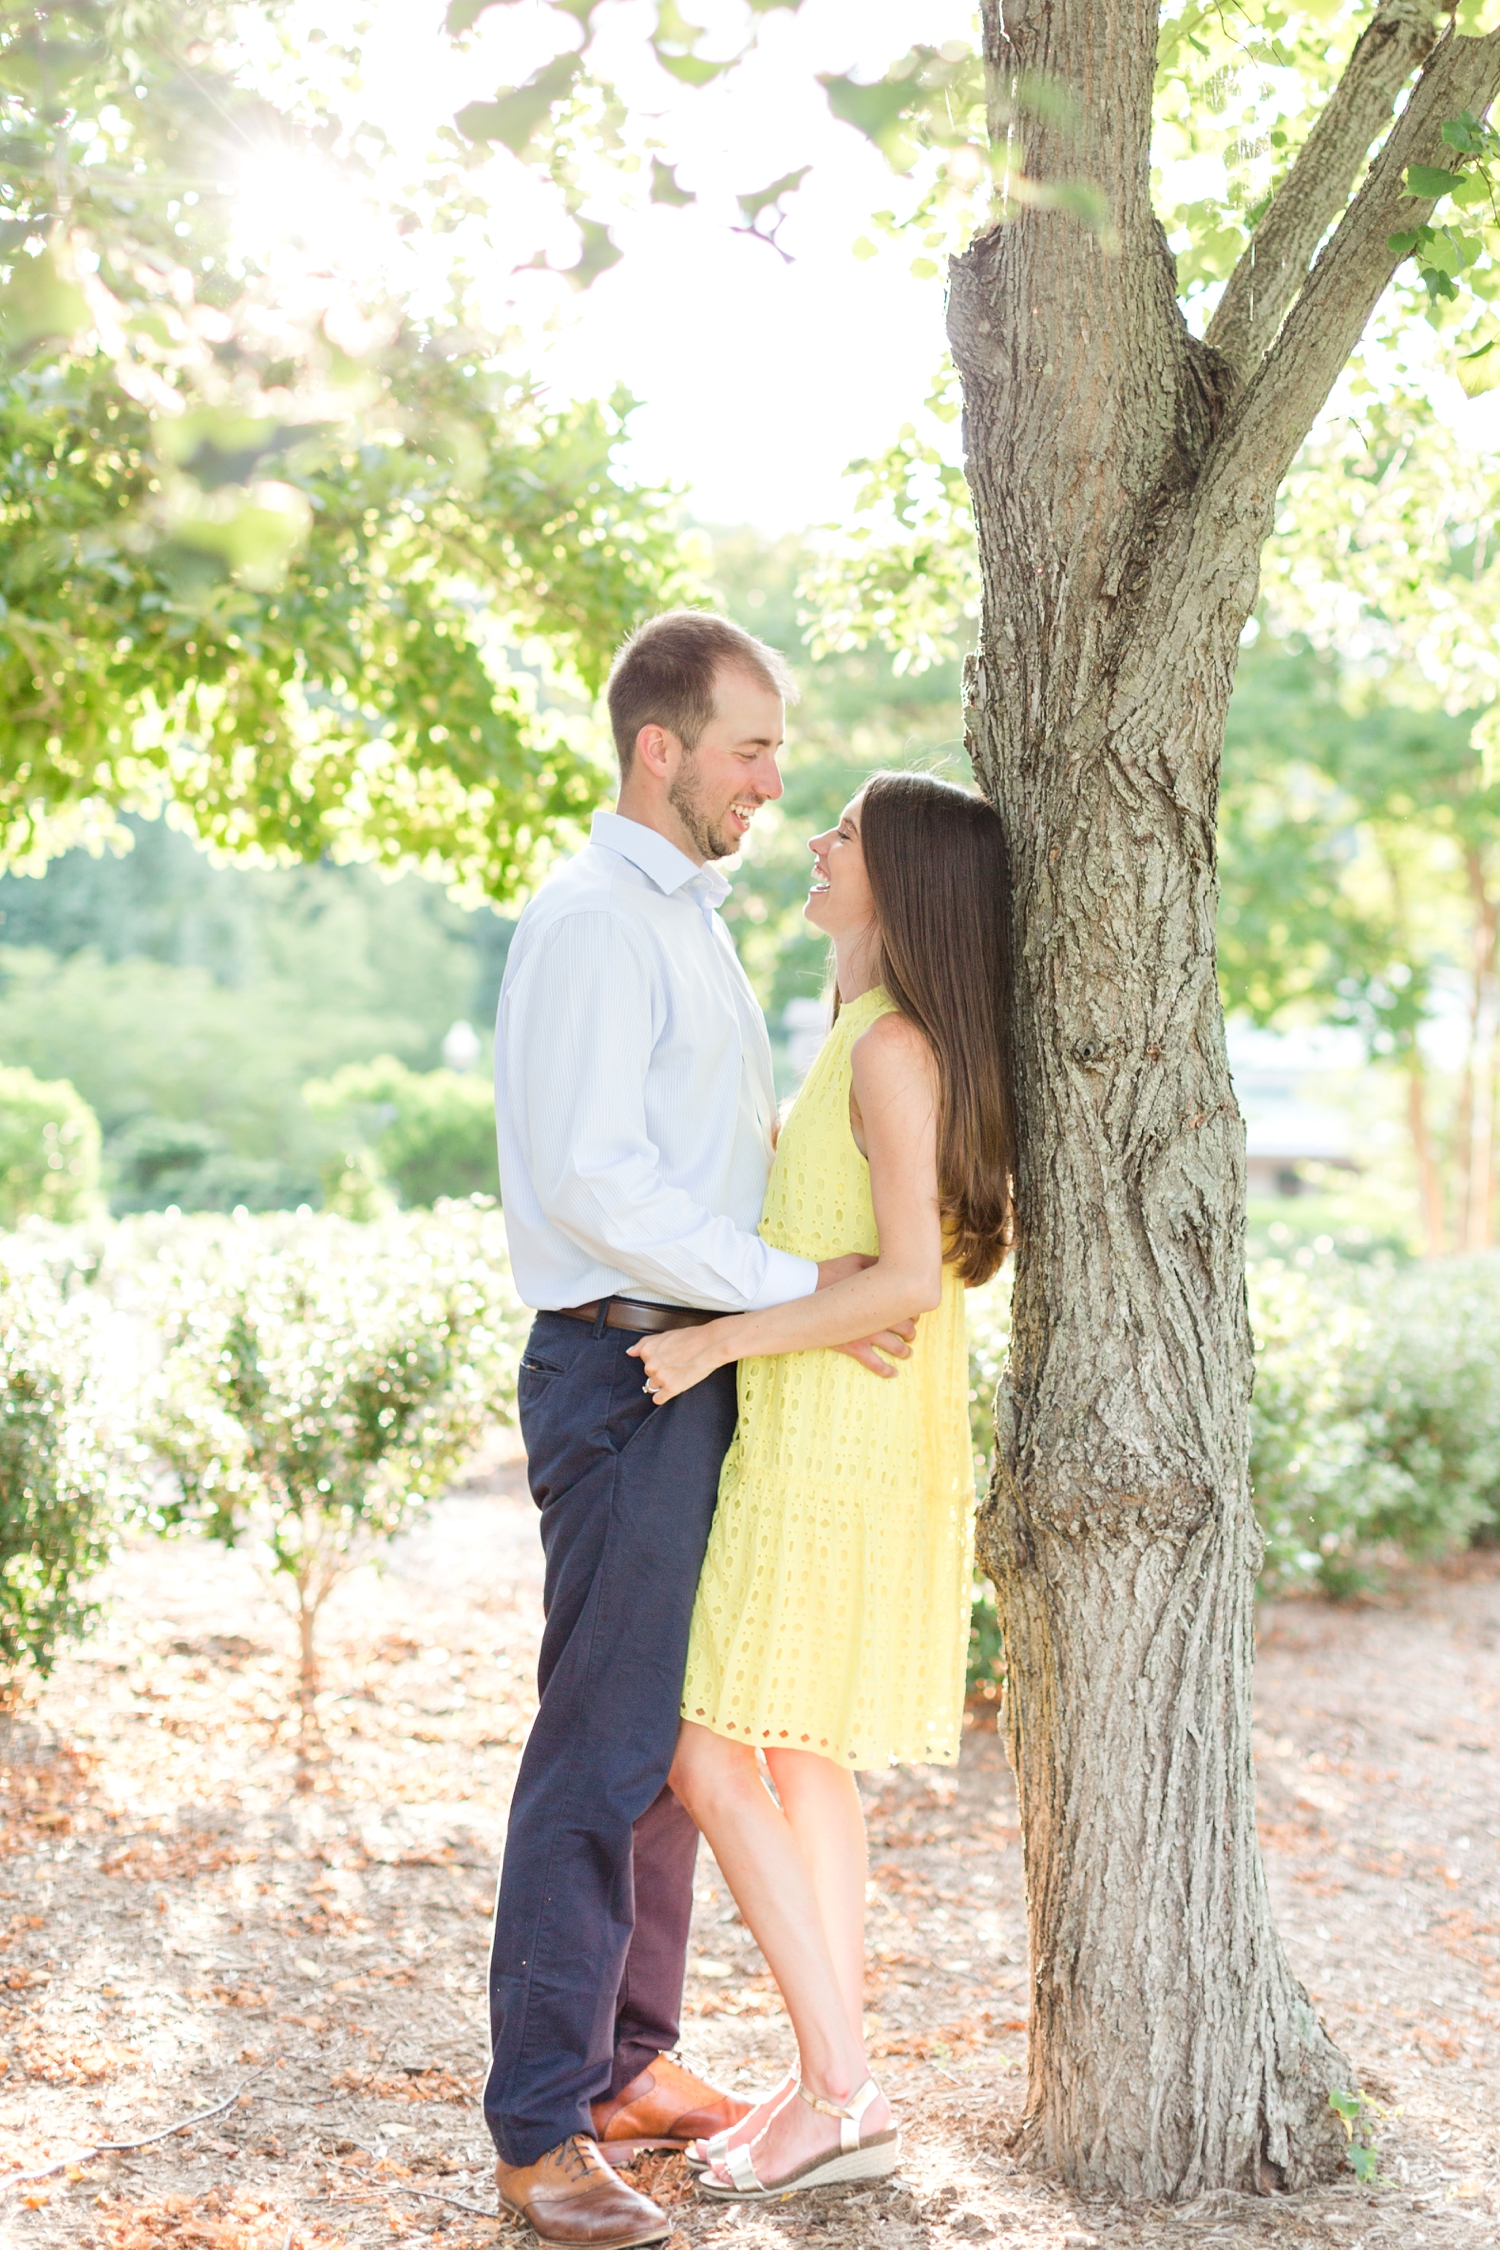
[666,666,786,862]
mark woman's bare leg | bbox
[765,1745,867,2043]
[670,1722,888,2183]
[683,1746,868,2162]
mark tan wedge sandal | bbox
[697,2078,898,2201]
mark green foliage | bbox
[798,366,977,674]
[0,1062,99,1225]
[141,1202,527,1707]
[967,1570,1005,1700]
[1329,2085,1393,2186]
[305,1056,497,1210]
[0,1237,127,1693]
[0,820,514,1211]
[962,1252,1500,1605]
[1390,114,1500,306]
[0,356,679,889]
[1215,636,1473,1058]
[704,531,966,1031]
[0,1,688,887]
[1251,1254,1500,1596]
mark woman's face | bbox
[805,795,876,943]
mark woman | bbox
[628,768,1017,2202]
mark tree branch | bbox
[1210,26,1500,505]
[1205,0,1441,382]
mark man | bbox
[487,610,907,2248]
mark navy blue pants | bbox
[484,1310,738,2168]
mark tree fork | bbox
[954,0,1500,2202]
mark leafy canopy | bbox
[0,1,687,887]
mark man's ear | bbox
[633,723,677,780]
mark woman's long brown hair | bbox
[848,770,1018,1285]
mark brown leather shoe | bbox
[592,2051,752,2164]
[495,2135,669,2248]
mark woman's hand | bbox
[628,1321,737,1404]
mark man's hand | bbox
[815,1252,875,1289]
[813,1254,919,1375]
[836,1319,918,1378]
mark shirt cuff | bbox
[746,1247,819,1311]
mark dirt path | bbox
[0,1441,1496,2250]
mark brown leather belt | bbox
[553,1297,719,1335]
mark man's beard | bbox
[669,753,738,861]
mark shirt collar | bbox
[590,810,731,911]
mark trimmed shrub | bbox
[1251,1253,1500,1595]
[107,1116,318,1216]
[965,1250,1500,1605]
[304,1056,496,1210]
[0,1066,101,1227]
[0,1240,128,1695]
[137,1201,527,1750]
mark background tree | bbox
[1240,379,1500,1252]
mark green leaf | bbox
[819,71,913,145]
[654,51,729,85]
[563,216,623,289]
[1026,176,1114,236]
[649,156,695,205]
[443,0,520,31]
[453,52,583,153]
[0,245,89,360]
[1458,336,1500,396]
[1387,230,1423,259]
[158,410,322,492]
[737,165,810,226]
[1443,114,1483,153]
[1328,2089,1362,2127]
[655,0,706,43]
[1403,165,1463,202]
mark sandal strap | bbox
[725,2141,763,2193]
[798,2077,880,2153]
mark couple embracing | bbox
[486,609,1017,2248]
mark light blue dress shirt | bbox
[495,810,820,1314]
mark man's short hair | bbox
[606,609,797,775]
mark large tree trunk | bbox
[951,0,1500,2201]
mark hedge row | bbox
[965,1252,1500,1601]
[4,1217,1498,1701]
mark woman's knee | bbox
[765,1745,862,1808]
[670,1721,760,1821]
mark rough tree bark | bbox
[950,0,1500,2200]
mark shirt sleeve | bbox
[503,909,819,1313]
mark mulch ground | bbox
[0,1430,1496,2250]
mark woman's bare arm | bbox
[629,1013,943,1399]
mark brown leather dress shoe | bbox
[495,2134,669,2249]
[592,2051,752,2164]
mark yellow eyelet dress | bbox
[680,985,974,1771]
